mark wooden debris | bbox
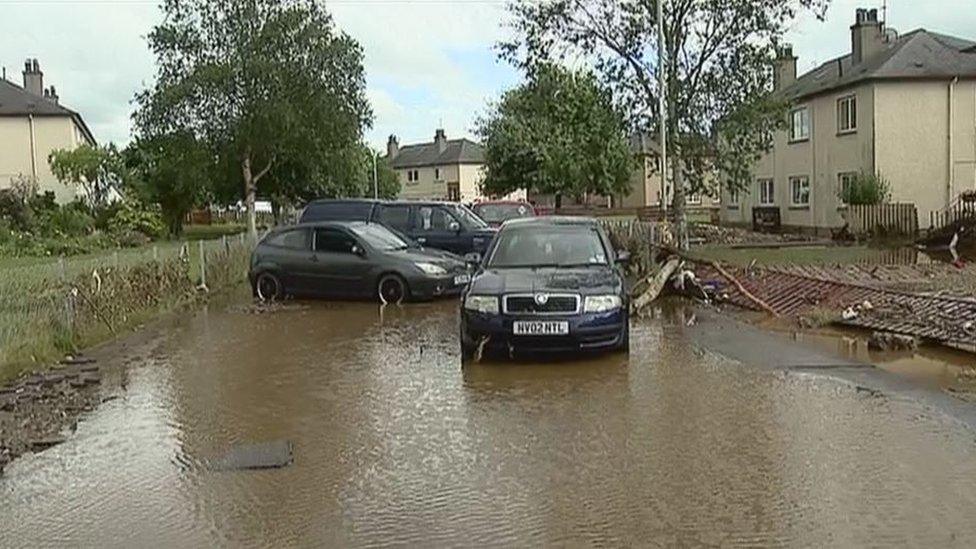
[631,258,681,312]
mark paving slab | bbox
[210,440,293,471]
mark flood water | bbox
[4,295,976,546]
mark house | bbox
[722,8,976,231]
[385,129,522,203]
[0,59,96,203]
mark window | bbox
[790,176,811,206]
[435,168,441,181]
[348,224,408,251]
[726,187,740,208]
[687,193,702,205]
[377,205,411,231]
[489,226,608,268]
[789,107,810,142]
[838,172,857,204]
[314,228,357,254]
[406,169,420,184]
[447,182,460,201]
[758,179,775,205]
[838,95,857,133]
[265,228,308,250]
[416,206,457,232]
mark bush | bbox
[0,189,34,231]
[106,199,166,239]
[40,203,95,237]
[840,171,891,206]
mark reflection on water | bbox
[3,298,976,546]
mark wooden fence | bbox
[846,203,918,237]
[930,196,976,232]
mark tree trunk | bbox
[555,192,563,210]
[271,199,281,226]
[242,153,257,242]
[671,155,688,249]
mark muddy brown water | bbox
[3,295,976,546]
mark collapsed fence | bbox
[0,236,252,377]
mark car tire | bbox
[254,271,284,301]
[377,274,409,304]
[459,324,478,364]
[616,322,630,353]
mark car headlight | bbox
[415,262,447,276]
[464,295,499,314]
[583,295,622,313]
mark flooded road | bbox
[4,295,976,546]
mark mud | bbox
[4,295,976,545]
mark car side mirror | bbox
[615,250,631,264]
[351,244,366,257]
[449,221,461,232]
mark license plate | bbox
[513,321,569,336]
[453,274,471,285]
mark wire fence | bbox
[0,235,253,378]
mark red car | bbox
[471,201,537,227]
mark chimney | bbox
[773,44,797,91]
[434,128,447,153]
[22,58,43,96]
[851,8,884,65]
[45,86,59,105]
[386,134,399,159]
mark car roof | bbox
[304,198,383,206]
[290,220,373,229]
[502,216,598,228]
[473,200,532,206]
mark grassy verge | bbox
[0,237,251,383]
[688,245,908,267]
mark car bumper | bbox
[408,274,470,300]
[461,308,626,353]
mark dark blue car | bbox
[459,217,630,361]
[299,199,497,260]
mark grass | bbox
[0,235,251,383]
[688,244,903,267]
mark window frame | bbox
[265,228,309,250]
[416,205,460,232]
[313,227,359,255]
[757,178,775,206]
[837,95,857,134]
[789,175,811,208]
[789,106,810,143]
[726,187,740,209]
[838,172,857,206]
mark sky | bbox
[1,0,974,150]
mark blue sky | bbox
[1,0,973,149]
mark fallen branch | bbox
[707,260,780,317]
[631,258,681,312]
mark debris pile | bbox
[690,224,816,246]
[0,357,105,476]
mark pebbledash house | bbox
[722,8,976,232]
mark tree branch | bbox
[253,154,276,184]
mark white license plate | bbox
[513,321,569,336]
[453,274,471,285]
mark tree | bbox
[476,64,634,206]
[502,0,829,246]
[48,144,127,207]
[134,0,373,241]
[126,133,214,236]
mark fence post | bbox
[152,245,159,262]
[222,235,228,251]
[58,256,66,283]
[198,240,207,288]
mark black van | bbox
[300,199,497,258]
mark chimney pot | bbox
[434,128,447,153]
[386,134,399,159]
[851,7,884,65]
[22,58,43,96]
[773,44,797,91]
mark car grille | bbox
[503,294,580,315]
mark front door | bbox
[311,227,373,297]
[414,205,462,253]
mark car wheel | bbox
[254,272,284,301]
[617,322,630,353]
[377,274,408,304]
[460,324,477,364]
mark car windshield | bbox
[474,203,534,223]
[453,204,489,230]
[348,223,408,251]
[488,226,608,268]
